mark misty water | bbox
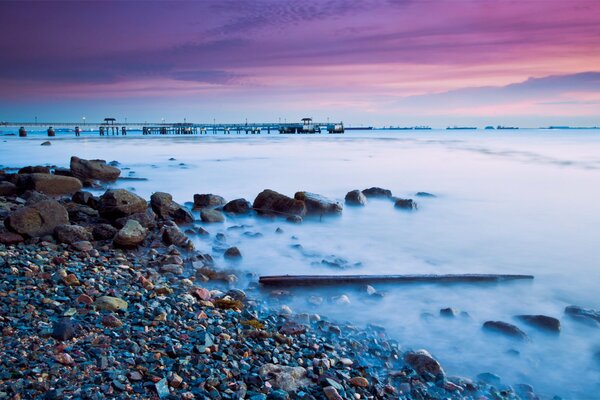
[2,129,600,398]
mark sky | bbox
[0,0,599,127]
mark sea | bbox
[1,128,599,399]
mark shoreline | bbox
[0,157,545,399]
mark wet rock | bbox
[404,349,445,381]
[223,198,252,214]
[201,209,224,223]
[70,156,121,181]
[162,223,190,247]
[72,190,99,208]
[345,189,367,206]
[94,296,128,312]
[224,246,242,259]
[150,191,193,223]
[348,376,369,387]
[114,220,147,247]
[0,231,24,245]
[64,202,99,224]
[0,181,16,196]
[98,189,147,220]
[323,386,343,400]
[193,193,226,210]
[258,363,310,391]
[41,141,51,146]
[5,199,69,237]
[253,189,306,217]
[92,223,118,240]
[116,208,157,229]
[362,187,392,198]
[17,173,82,195]
[54,224,93,244]
[415,192,436,197]
[18,165,51,174]
[294,191,343,215]
[515,315,561,333]
[483,321,528,340]
[394,198,417,210]
[52,317,76,341]
[440,307,459,318]
[565,305,600,324]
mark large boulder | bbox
[17,173,82,196]
[193,193,226,210]
[404,350,445,382]
[114,220,147,247]
[18,166,50,174]
[345,190,367,206]
[394,198,417,210]
[253,189,306,217]
[483,321,528,340]
[70,156,121,181]
[223,198,252,214]
[98,189,147,220]
[515,315,561,333]
[5,199,69,237]
[54,224,93,244]
[150,192,193,223]
[362,187,392,198]
[0,182,16,197]
[200,209,224,223]
[294,191,342,215]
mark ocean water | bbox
[1,129,600,398]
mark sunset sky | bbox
[1,0,599,126]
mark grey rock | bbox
[114,220,147,247]
[223,198,252,214]
[294,191,342,215]
[193,193,226,210]
[98,189,147,220]
[362,187,392,198]
[515,315,561,333]
[5,199,69,237]
[54,224,93,244]
[201,209,224,223]
[404,349,445,381]
[483,321,528,340]
[17,173,82,196]
[345,189,367,206]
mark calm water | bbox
[2,129,600,398]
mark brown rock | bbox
[98,189,147,220]
[150,192,193,223]
[404,349,445,381]
[223,198,252,214]
[0,231,24,245]
[5,199,69,237]
[200,209,224,223]
[253,189,306,217]
[102,314,124,328]
[348,377,369,387]
[193,193,226,210]
[294,191,342,215]
[17,173,82,196]
[92,223,118,240]
[70,156,121,181]
[0,181,16,196]
[54,224,93,244]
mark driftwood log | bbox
[259,274,534,287]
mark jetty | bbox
[1,117,344,137]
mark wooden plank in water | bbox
[259,274,534,287]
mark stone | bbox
[362,187,392,198]
[22,190,49,205]
[294,191,343,215]
[114,220,147,247]
[258,363,310,392]
[415,192,436,197]
[54,353,74,365]
[223,198,252,214]
[102,314,124,328]
[0,181,16,196]
[98,189,147,220]
[515,315,561,333]
[483,321,528,340]
[440,307,459,318]
[18,166,51,174]
[64,203,99,224]
[348,377,369,387]
[286,215,302,223]
[70,156,121,181]
[52,317,75,341]
[162,223,190,247]
[92,224,118,240]
[150,191,193,223]
[394,198,417,210]
[345,190,367,206]
[224,246,242,259]
[0,231,24,245]
[154,378,170,399]
[72,191,98,208]
[17,173,82,195]
[94,296,128,312]
[323,386,343,400]
[404,350,445,381]
[71,241,93,251]
[5,199,69,237]
[41,141,51,146]
[201,209,224,223]
[253,189,306,217]
[565,305,600,324]
[193,193,226,210]
[54,224,93,244]
[116,209,157,229]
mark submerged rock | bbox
[394,198,417,210]
[201,209,225,223]
[515,314,561,333]
[70,156,121,181]
[404,349,445,381]
[253,189,306,217]
[294,191,342,215]
[565,305,600,325]
[362,187,392,198]
[416,192,436,197]
[224,246,242,259]
[5,199,69,237]
[483,321,528,340]
[345,189,367,206]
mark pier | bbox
[1,117,344,137]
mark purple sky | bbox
[1,0,599,126]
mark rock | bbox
[162,223,190,247]
[323,386,343,400]
[483,321,528,340]
[102,314,124,328]
[70,156,121,181]
[253,189,307,217]
[54,353,74,365]
[201,209,224,223]
[5,199,69,237]
[18,166,50,174]
[64,202,99,224]
[151,192,193,223]
[440,307,459,318]
[72,191,98,208]
[41,141,51,146]
[17,173,82,195]
[0,231,24,245]
[345,190,367,206]
[348,377,369,387]
[477,372,501,385]
[362,187,392,198]
[52,317,75,341]
[193,193,226,210]
[94,296,128,312]
[154,377,170,399]
[71,240,93,252]
[286,215,302,223]
[98,189,147,220]
[565,305,600,324]
[394,198,417,210]
[22,190,50,205]
[92,223,118,240]
[114,220,147,247]
[116,209,157,229]
[294,191,342,215]
[54,224,93,244]
[515,315,561,333]
[224,246,242,259]
[0,181,16,196]
[416,192,436,197]
[223,198,252,214]
[258,363,310,392]
[404,349,445,381]
[53,167,73,177]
